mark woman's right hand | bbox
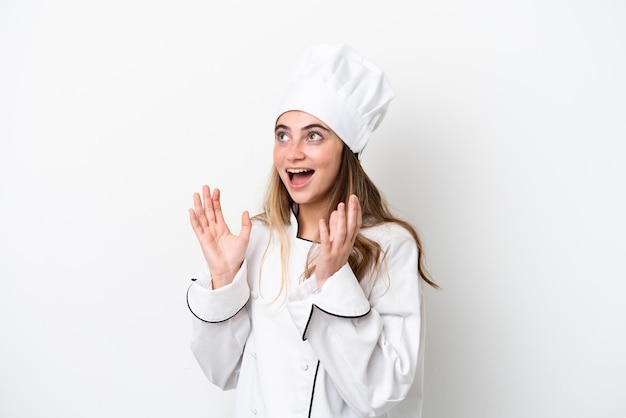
[189,185,252,289]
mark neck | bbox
[295,202,324,241]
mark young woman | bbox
[187,43,437,418]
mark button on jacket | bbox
[187,213,425,418]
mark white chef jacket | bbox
[187,212,425,418]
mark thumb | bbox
[239,211,252,242]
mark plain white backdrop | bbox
[1,1,625,417]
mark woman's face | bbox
[273,110,344,211]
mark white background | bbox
[1,1,625,417]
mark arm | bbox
[287,231,422,417]
[187,185,253,389]
[187,262,251,390]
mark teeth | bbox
[287,168,312,174]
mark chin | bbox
[286,191,314,206]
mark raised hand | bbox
[189,185,252,289]
[316,194,362,288]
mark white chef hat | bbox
[276,43,395,158]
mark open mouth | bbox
[287,168,315,186]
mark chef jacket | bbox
[187,213,425,418]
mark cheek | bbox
[330,158,342,178]
[272,146,282,166]
[327,137,344,163]
[273,147,288,181]
[327,146,344,175]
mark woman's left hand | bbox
[316,194,362,288]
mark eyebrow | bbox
[303,124,330,132]
[274,123,331,132]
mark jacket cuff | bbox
[314,263,371,316]
[287,263,371,339]
[186,261,250,323]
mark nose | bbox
[286,140,305,161]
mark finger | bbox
[347,195,362,241]
[193,192,208,227]
[212,188,225,226]
[189,208,203,235]
[346,195,356,235]
[239,211,252,243]
[334,202,347,245]
[328,209,338,242]
[355,197,362,234]
[319,218,330,246]
[203,185,216,224]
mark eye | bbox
[276,132,290,142]
[307,132,322,142]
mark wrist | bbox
[315,273,329,290]
[209,261,243,289]
[210,270,236,289]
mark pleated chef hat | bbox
[276,43,395,157]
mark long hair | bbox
[254,143,438,301]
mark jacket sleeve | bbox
[187,261,251,390]
[286,231,422,417]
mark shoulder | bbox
[361,222,416,252]
[250,216,271,232]
[360,222,421,295]
[246,217,272,249]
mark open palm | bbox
[189,185,251,289]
